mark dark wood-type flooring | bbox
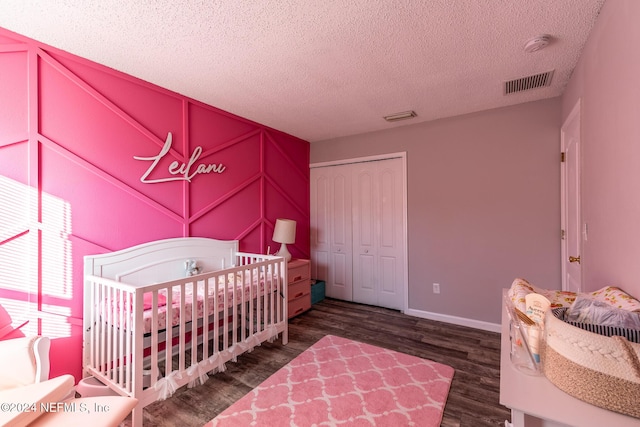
[126,298,511,426]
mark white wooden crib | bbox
[82,237,288,427]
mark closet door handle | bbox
[569,255,581,264]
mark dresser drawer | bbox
[288,294,311,318]
[286,259,311,318]
[288,280,310,301]
[288,259,310,284]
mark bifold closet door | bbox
[310,157,405,310]
[351,158,404,310]
[310,164,353,301]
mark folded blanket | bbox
[507,278,640,314]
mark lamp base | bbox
[275,243,292,262]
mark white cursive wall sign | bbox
[134,132,226,184]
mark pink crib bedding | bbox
[103,271,277,334]
[140,274,271,334]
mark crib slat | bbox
[150,290,159,393]
[125,291,133,392]
[190,280,198,369]
[117,290,125,389]
[222,275,229,353]
[166,286,173,376]
[203,278,210,360]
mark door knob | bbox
[569,255,581,264]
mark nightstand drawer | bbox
[288,280,310,301]
[288,294,311,318]
[286,259,311,318]
[288,259,310,284]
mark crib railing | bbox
[83,253,287,426]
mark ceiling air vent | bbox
[383,110,417,122]
[504,70,554,95]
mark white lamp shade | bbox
[272,218,296,244]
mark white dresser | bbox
[499,290,640,427]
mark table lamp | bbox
[272,218,296,262]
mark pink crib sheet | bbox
[141,275,271,334]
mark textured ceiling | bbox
[0,0,605,142]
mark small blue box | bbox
[311,280,325,304]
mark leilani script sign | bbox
[134,132,226,184]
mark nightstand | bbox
[287,259,311,318]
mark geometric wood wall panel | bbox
[0,140,29,191]
[0,27,309,381]
[189,102,259,148]
[189,180,262,244]
[40,144,185,249]
[189,133,262,214]
[0,50,28,145]
[50,52,185,141]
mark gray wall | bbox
[311,98,562,326]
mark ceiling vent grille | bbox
[504,70,554,95]
[383,110,417,122]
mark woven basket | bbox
[543,309,640,418]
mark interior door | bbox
[352,158,404,310]
[561,100,582,293]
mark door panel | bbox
[380,256,396,294]
[380,169,395,248]
[310,169,329,281]
[311,165,353,301]
[377,159,404,309]
[330,166,353,300]
[355,253,376,304]
[352,165,376,305]
[331,251,350,298]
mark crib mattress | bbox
[102,273,276,334]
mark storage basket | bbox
[311,280,325,304]
[543,308,640,418]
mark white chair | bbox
[0,335,51,390]
[0,337,138,426]
[0,303,138,426]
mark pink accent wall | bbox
[561,0,640,297]
[0,28,309,381]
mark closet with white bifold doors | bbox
[310,154,407,311]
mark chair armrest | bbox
[33,336,51,382]
[0,336,51,390]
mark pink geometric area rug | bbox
[204,334,455,427]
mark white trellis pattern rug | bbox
[205,334,454,427]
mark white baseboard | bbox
[404,307,501,333]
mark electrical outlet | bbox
[433,283,440,294]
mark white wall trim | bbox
[310,151,406,169]
[404,307,501,333]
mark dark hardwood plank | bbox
[123,298,511,426]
